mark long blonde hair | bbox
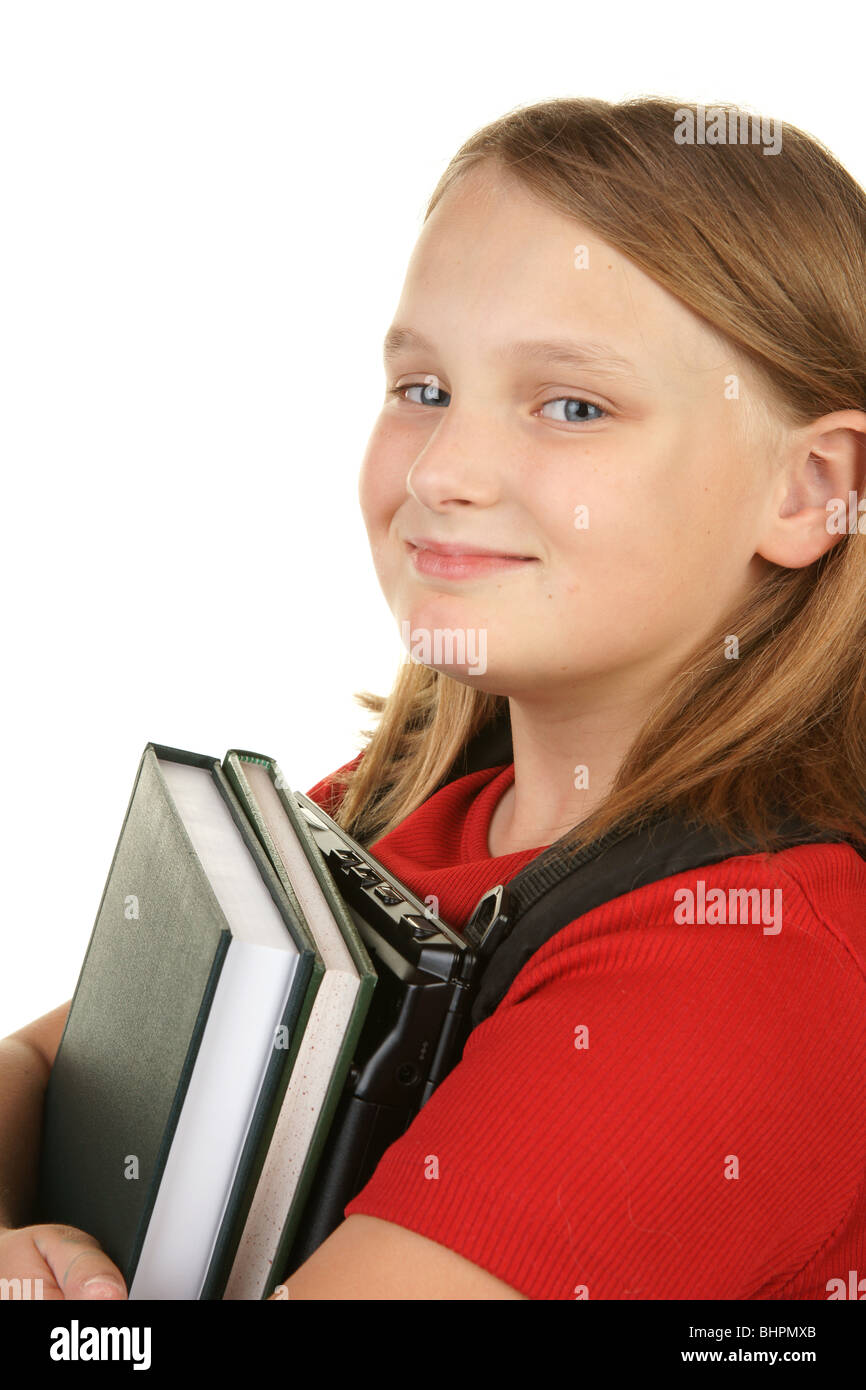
[332,96,866,858]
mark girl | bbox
[1,95,865,1301]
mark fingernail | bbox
[82,1276,125,1298]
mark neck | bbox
[487,687,655,855]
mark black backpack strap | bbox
[463,810,858,1031]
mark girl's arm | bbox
[271,1214,527,1299]
[0,1001,129,1298]
[0,1001,69,1230]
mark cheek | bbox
[562,491,743,639]
[356,453,380,532]
[538,469,656,579]
[542,477,702,623]
[357,424,405,532]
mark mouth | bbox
[404,538,537,580]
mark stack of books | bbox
[35,742,385,1301]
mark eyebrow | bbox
[382,325,648,383]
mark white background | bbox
[1,1,863,1037]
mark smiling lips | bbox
[405,537,537,579]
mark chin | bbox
[425,666,505,696]
[398,613,490,677]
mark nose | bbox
[405,407,504,511]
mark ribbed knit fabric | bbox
[305,754,866,1301]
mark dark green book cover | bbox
[35,742,320,1296]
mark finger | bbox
[0,1229,65,1300]
[33,1226,128,1300]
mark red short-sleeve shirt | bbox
[305,755,866,1300]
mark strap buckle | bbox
[463,883,512,959]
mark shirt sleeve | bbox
[342,855,866,1299]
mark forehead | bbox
[398,161,724,378]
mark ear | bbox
[755,409,866,569]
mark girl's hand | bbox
[0,1223,128,1300]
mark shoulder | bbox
[474,841,866,1115]
[489,840,866,1018]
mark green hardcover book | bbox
[211,749,377,1301]
[35,742,322,1300]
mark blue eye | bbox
[389,382,451,406]
[539,397,607,423]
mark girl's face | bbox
[358,161,780,704]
